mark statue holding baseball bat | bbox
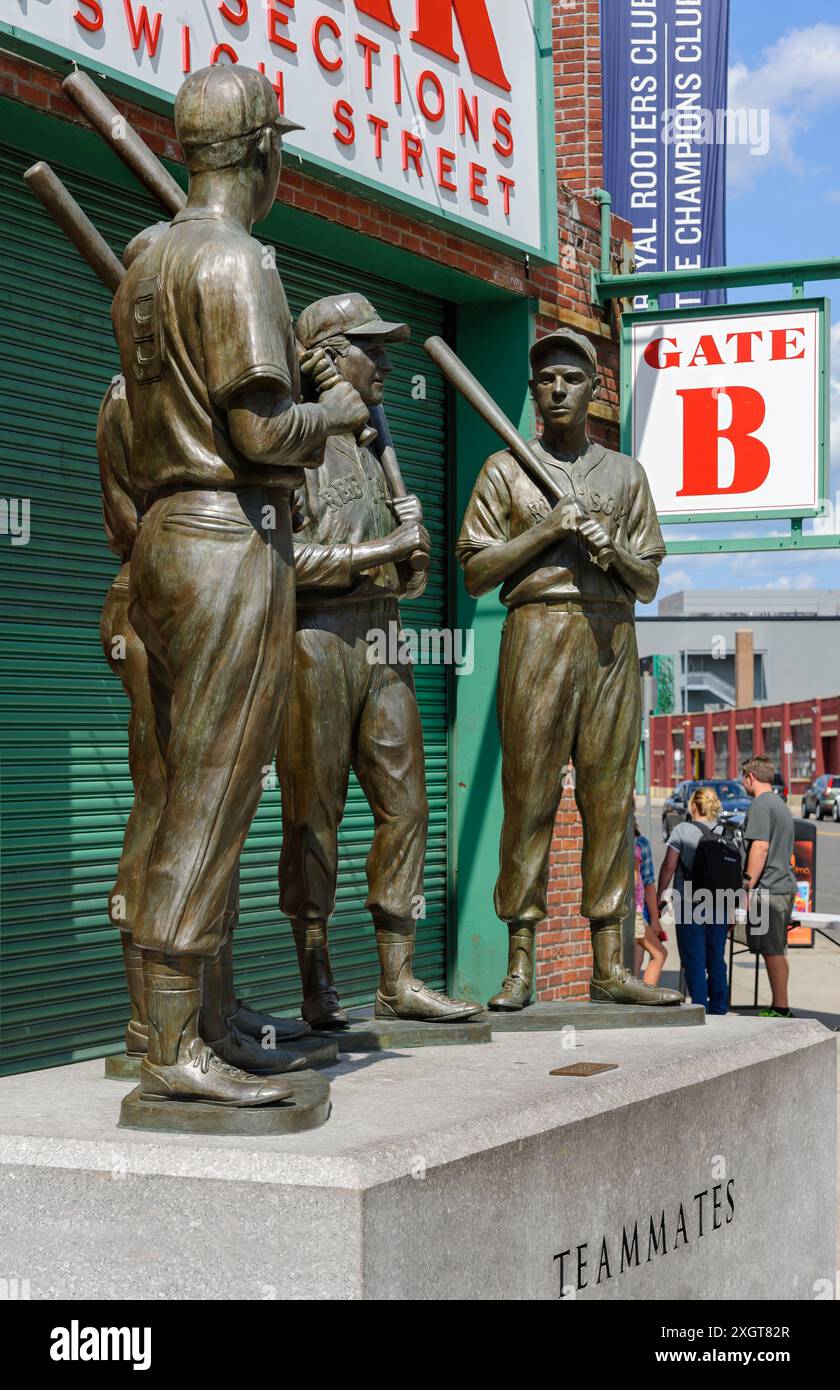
[278,293,481,1025]
[24,168,317,1078]
[431,329,683,1010]
[27,70,349,1097]
[88,64,368,1109]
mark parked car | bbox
[661,779,752,840]
[771,771,788,801]
[801,774,840,821]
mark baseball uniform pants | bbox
[100,562,167,934]
[494,601,641,926]
[128,487,296,958]
[277,601,428,925]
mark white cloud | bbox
[728,24,840,194]
[764,573,818,590]
[659,567,694,593]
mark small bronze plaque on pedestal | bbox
[550,1062,618,1077]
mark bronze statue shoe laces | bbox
[590,964,684,1007]
[139,1036,294,1105]
[375,979,482,1022]
[487,969,533,1012]
[229,998,311,1042]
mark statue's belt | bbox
[145,482,289,507]
[509,597,633,617]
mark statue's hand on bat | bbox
[577,516,616,571]
[300,346,341,394]
[539,500,586,543]
[392,494,424,526]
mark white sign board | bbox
[3,0,545,254]
[625,303,827,523]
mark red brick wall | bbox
[553,0,604,192]
[539,798,592,1000]
[0,0,618,1003]
[651,694,840,799]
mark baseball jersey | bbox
[456,439,665,609]
[97,375,144,562]
[292,434,418,608]
[112,209,328,493]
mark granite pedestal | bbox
[0,1017,834,1300]
[481,1000,705,1031]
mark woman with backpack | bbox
[657,786,739,1015]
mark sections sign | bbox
[1,0,547,255]
[624,302,829,524]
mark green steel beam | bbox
[666,533,840,555]
[593,257,840,305]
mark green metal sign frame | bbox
[0,2,559,267]
[590,189,840,556]
[620,296,830,526]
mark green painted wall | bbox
[449,299,537,1005]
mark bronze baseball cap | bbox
[529,327,598,373]
[175,65,303,162]
[297,292,411,350]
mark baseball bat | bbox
[368,403,430,574]
[23,161,125,294]
[62,69,187,217]
[423,335,612,571]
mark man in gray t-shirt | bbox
[742,756,797,1018]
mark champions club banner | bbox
[601,0,730,307]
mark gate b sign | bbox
[624,302,829,524]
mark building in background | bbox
[650,694,840,797]
[638,590,840,713]
[659,590,840,617]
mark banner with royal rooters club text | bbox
[601,0,730,307]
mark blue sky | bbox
[656,0,840,608]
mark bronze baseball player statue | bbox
[98,350,312,1073]
[27,158,314,1073]
[111,66,369,1107]
[277,293,480,1026]
[456,329,682,1010]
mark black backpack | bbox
[690,824,744,896]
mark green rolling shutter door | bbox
[0,129,449,1077]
